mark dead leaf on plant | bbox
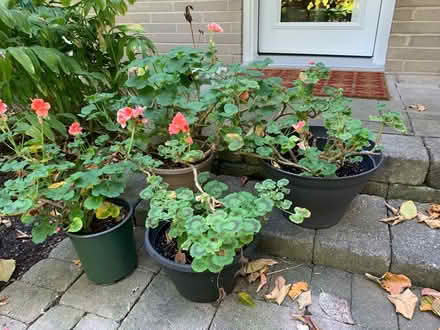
[243,258,278,274]
[297,290,312,310]
[264,275,291,305]
[319,291,355,325]
[0,296,8,306]
[0,259,16,282]
[256,271,267,293]
[365,272,412,295]
[388,288,418,320]
[238,292,256,307]
[288,281,309,300]
[409,104,427,112]
[174,251,186,264]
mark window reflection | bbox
[280,0,354,22]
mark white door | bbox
[259,0,382,57]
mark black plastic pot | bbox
[67,198,137,284]
[145,222,256,303]
[263,127,384,229]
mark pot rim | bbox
[153,151,214,175]
[144,224,197,273]
[263,153,384,182]
[66,198,133,239]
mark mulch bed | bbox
[0,173,66,292]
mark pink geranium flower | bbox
[132,106,145,118]
[31,99,51,118]
[308,60,315,65]
[0,99,7,115]
[293,120,306,132]
[169,112,190,135]
[208,23,224,33]
[117,107,134,128]
[68,122,83,136]
[185,136,193,145]
[298,142,307,150]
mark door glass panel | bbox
[281,0,356,23]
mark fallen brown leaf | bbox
[293,313,320,330]
[428,204,440,216]
[433,298,440,317]
[388,289,418,320]
[421,288,440,297]
[247,271,260,283]
[288,281,309,300]
[0,259,16,282]
[174,251,186,264]
[297,290,312,310]
[256,272,267,293]
[409,104,427,112]
[0,296,8,306]
[244,258,278,274]
[319,291,355,325]
[365,272,412,295]
[420,296,434,312]
[264,276,291,305]
[240,176,249,186]
[424,220,440,229]
[73,259,81,267]
[16,229,31,239]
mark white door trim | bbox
[242,0,396,71]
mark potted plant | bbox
[140,167,310,302]
[282,0,309,22]
[214,61,407,229]
[0,99,138,284]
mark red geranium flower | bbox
[117,107,134,128]
[169,112,190,135]
[31,99,51,118]
[0,99,7,115]
[68,122,83,136]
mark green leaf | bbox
[8,47,35,75]
[204,180,228,199]
[92,181,125,198]
[191,257,209,272]
[84,196,103,210]
[221,103,239,117]
[68,217,83,233]
[211,253,234,267]
[96,202,120,219]
[31,46,60,74]
[190,243,206,258]
[224,133,244,152]
[32,221,56,244]
[239,218,261,233]
[400,201,417,220]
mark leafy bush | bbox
[0,0,154,114]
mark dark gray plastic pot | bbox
[263,126,384,229]
[144,222,256,303]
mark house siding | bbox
[387,0,440,74]
[121,1,440,74]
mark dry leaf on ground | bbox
[0,259,16,282]
[433,298,440,317]
[421,288,440,297]
[0,296,8,306]
[174,251,186,264]
[429,204,440,216]
[319,291,355,325]
[293,313,320,330]
[409,104,427,112]
[388,289,418,320]
[264,276,291,305]
[424,220,440,229]
[73,259,81,267]
[381,201,417,225]
[256,272,268,293]
[247,271,260,283]
[288,281,309,300]
[244,258,278,274]
[297,290,312,310]
[238,292,256,307]
[365,272,412,295]
[420,296,434,312]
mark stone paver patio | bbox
[1,75,440,329]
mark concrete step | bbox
[259,194,440,290]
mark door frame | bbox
[242,0,396,71]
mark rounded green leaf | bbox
[68,217,83,233]
[191,257,209,272]
[176,188,194,201]
[185,216,206,236]
[190,243,206,258]
[239,218,261,233]
[177,207,193,218]
[215,216,241,233]
[254,197,274,215]
[211,253,234,267]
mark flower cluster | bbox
[31,99,51,118]
[69,122,83,136]
[168,112,193,144]
[207,23,223,33]
[0,99,7,115]
[117,106,146,128]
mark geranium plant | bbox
[213,61,407,177]
[139,168,310,273]
[0,99,136,243]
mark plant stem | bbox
[40,120,45,161]
[127,124,136,157]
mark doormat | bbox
[262,69,391,100]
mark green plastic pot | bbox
[67,198,137,284]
